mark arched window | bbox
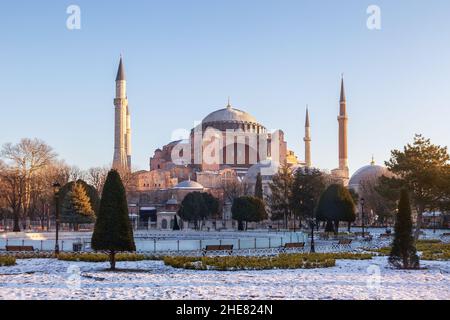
[161,219,168,229]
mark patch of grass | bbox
[367,240,450,261]
[163,253,372,271]
[12,252,55,259]
[57,252,150,262]
[0,256,16,266]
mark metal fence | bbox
[0,232,308,253]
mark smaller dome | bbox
[349,162,391,190]
[173,180,204,190]
[166,197,178,205]
[245,160,280,183]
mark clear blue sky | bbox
[1,0,450,175]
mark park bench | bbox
[332,239,352,251]
[5,246,35,252]
[354,232,373,241]
[354,232,370,237]
[319,233,329,240]
[202,245,233,256]
[280,242,305,253]
[440,233,450,241]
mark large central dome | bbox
[203,105,259,124]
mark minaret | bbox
[113,56,131,171]
[303,106,312,167]
[338,75,349,178]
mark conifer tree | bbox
[172,214,180,231]
[91,170,135,270]
[255,173,264,200]
[389,189,420,269]
[290,167,326,228]
[61,182,95,231]
[268,165,293,229]
[177,192,208,230]
[315,184,356,234]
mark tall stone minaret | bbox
[303,106,312,168]
[338,75,349,178]
[113,56,131,171]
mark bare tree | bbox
[69,165,86,182]
[0,163,24,231]
[86,166,109,195]
[221,177,252,204]
[0,138,56,230]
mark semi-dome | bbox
[166,196,178,205]
[349,159,391,190]
[173,180,204,190]
[245,159,280,183]
[202,105,259,124]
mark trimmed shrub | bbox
[57,252,148,262]
[0,256,16,266]
[368,240,450,261]
[163,253,372,271]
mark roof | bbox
[173,180,204,190]
[202,106,259,124]
[305,107,310,127]
[116,57,126,81]
[245,160,280,181]
[349,164,391,188]
[340,77,346,102]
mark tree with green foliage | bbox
[389,189,420,269]
[201,192,220,219]
[380,134,450,240]
[232,196,267,230]
[177,192,210,229]
[91,170,135,270]
[61,182,95,231]
[254,173,263,200]
[348,188,359,206]
[290,167,326,228]
[316,184,356,234]
[360,177,397,226]
[268,165,293,229]
[172,214,180,231]
[59,179,100,216]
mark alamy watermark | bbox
[66,265,82,290]
[366,264,382,298]
[66,5,81,30]
[367,5,381,30]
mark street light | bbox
[360,197,365,238]
[309,197,316,253]
[310,219,316,253]
[53,182,61,255]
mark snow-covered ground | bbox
[0,257,448,300]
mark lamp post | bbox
[309,197,316,253]
[53,182,61,255]
[433,212,436,234]
[360,197,365,238]
[310,219,316,253]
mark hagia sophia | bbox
[111,58,387,230]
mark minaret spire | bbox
[113,56,131,172]
[340,74,345,101]
[304,105,312,168]
[337,74,349,182]
[116,56,126,81]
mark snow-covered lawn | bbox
[0,257,449,300]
